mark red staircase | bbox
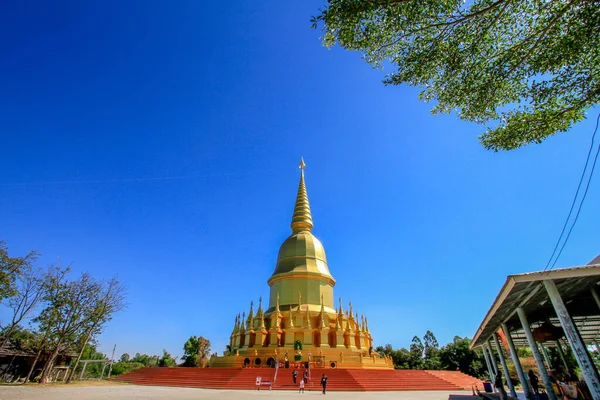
[112,367,479,391]
[273,368,360,391]
[425,370,485,391]
[348,370,464,391]
[112,367,272,389]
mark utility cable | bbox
[543,112,600,271]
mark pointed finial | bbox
[338,297,343,315]
[258,297,263,312]
[298,292,302,307]
[259,312,266,330]
[275,292,281,314]
[305,304,311,329]
[288,306,295,328]
[349,301,353,316]
[345,318,353,333]
[291,158,313,233]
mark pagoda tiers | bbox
[210,160,393,369]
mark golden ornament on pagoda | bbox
[210,159,392,369]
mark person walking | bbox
[299,379,305,393]
[292,369,298,384]
[321,373,328,395]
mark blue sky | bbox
[1,1,598,360]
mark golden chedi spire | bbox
[267,158,336,315]
[291,158,313,233]
[288,306,294,328]
[233,314,239,333]
[275,293,281,316]
[320,295,327,329]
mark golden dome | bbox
[272,231,332,277]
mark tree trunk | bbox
[23,328,51,384]
[65,328,93,383]
[24,348,43,384]
[39,340,61,383]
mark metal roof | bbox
[470,261,600,349]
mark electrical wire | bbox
[543,112,600,271]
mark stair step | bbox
[111,367,480,391]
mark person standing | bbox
[528,369,540,395]
[303,369,308,384]
[299,379,305,393]
[292,369,298,384]
[321,374,328,395]
[494,371,507,400]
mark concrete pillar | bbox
[544,280,600,399]
[540,343,553,369]
[516,307,558,400]
[486,341,498,375]
[482,345,495,382]
[494,332,517,398]
[502,323,532,399]
[555,340,571,374]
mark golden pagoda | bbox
[210,159,393,369]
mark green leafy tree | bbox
[66,277,126,383]
[0,261,48,350]
[110,361,144,377]
[24,267,70,384]
[375,343,393,357]
[439,336,486,378]
[35,271,104,382]
[423,330,441,370]
[158,349,177,367]
[390,348,412,370]
[0,241,38,302]
[313,0,600,151]
[131,352,159,367]
[409,336,424,369]
[119,353,131,363]
[182,335,211,367]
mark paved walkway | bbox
[0,384,471,399]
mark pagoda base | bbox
[210,346,392,370]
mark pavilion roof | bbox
[470,257,600,349]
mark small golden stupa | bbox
[210,159,392,369]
